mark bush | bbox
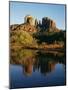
[10,30,36,47]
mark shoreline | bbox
[10,45,65,52]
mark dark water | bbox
[9,48,66,89]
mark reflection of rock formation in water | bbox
[22,57,35,76]
[23,63,33,76]
[48,61,56,72]
[10,48,65,76]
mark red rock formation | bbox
[42,17,56,29]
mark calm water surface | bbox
[10,49,66,89]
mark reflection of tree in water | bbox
[10,48,36,76]
[33,51,65,75]
[10,48,65,76]
[33,52,56,75]
[10,48,36,65]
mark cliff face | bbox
[10,15,37,33]
[42,17,56,29]
[10,23,37,33]
[24,15,34,25]
[10,24,18,31]
[10,16,60,33]
[41,17,60,32]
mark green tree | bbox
[10,30,35,47]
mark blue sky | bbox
[10,1,66,30]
